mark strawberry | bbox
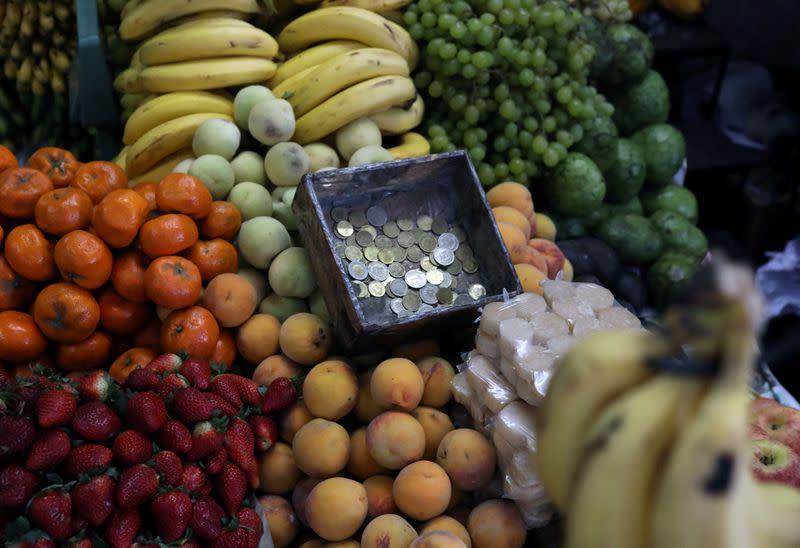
[204,392,239,417]
[65,538,93,548]
[36,389,77,428]
[13,531,56,548]
[224,418,255,472]
[145,352,186,375]
[125,368,161,392]
[150,489,193,542]
[62,443,113,478]
[190,495,225,541]
[115,464,159,509]
[159,373,189,399]
[186,419,227,461]
[208,375,242,409]
[157,419,193,453]
[246,456,259,490]
[217,462,247,515]
[0,464,39,508]
[25,429,71,471]
[181,463,212,497]
[0,415,36,456]
[105,508,141,548]
[172,387,214,423]
[71,401,120,441]
[71,474,116,527]
[30,488,72,541]
[180,357,212,390]
[112,430,153,466]
[204,447,228,475]
[248,415,278,452]
[237,507,263,546]
[153,450,183,486]
[181,540,201,548]
[261,377,299,414]
[70,514,88,536]
[211,526,250,548]
[124,391,167,433]
[72,370,117,402]
[217,374,260,408]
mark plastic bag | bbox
[464,354,518,414]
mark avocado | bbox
[647,252,699,308]
[574,116,619,172]
[609,70,670,136]
[604,138,647,203]
[599,24,655,87]
[597,214,663,265]
[614,270,648,311]
[580,197,644,229]
[640,184,699,224]
[557,237,622,287]
[546,152,606,217]
[649,210,708,259]
[632,124,686,186]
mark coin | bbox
[431,217,449,235]
[388,262,405,278]
[412,228,426,243]
[468,283,487,300]
[390,298,405,315]
[349,209,367,227]
[446,260,462,275]
[348,260,368,280]
[440,271,453,288]
[419,234,437,253]
[383,221,400,238]
[463,257,479,274]
[418,304,435,314]
[437,233,460,252]
[455,245,474,262]
[397,216,414,231]
[345,246,364,261]
[378,249,394,264]
[355,229,373,247]
[374,235,392,249]
[352,280,369,298]
[454,293,474,306]
[420,257,435,272]
[367,262,389,282]
[451,226,467,243]
[389,278,408,297]
[432,247,455,266]
[404,269,426,289]
[436,287,454,304]
[391,247,407,262]
[417,214,433,231]
[331,207,348,222]
[334,242,347,258]
[406,246,424,263]
[345,234,357,247]
[420,284,438,305]
[368,281,386,297]
[402,291,421,311]
[363,225,378,239]
[366,206,388,227]
[397,232,415,248]
[335,220,354,238]
[363,246,379,262]
[426,269,444,285]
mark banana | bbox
[378,9,406,24]
[320,0,413,11]
[271,64,320,101]
[124,91,233,145]
[137,57,276,93]
[50,71,65,94]
[293,74,416,144]
[287,48,409,118]
[536,328,659,510]
[139,23,277,65]
[158,15,254,33]
[17,57,33,83]
[126,112,233,177]
[128,148,195,186]
[750,481,800,547]
[165,9,253,27]
[120,0,260,41]
[371,94,424,135]
[269,39,365,87]
[120,92,155,113]
[277,7,419,70]
[388,132,430,159]
[49,49,71,73]
[4,58,16,80]
[114,146,129,171]
[114,67,144,93]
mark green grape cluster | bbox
[566,0,632,24]
[402,0,616,186]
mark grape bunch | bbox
[402,0,616,187]
[566,0,632,24]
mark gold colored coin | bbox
[363,246,380,262]
[368,281,386,297]
[335,220,354,238]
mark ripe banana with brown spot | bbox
[371,94,424,135]
[120,0,260,40]
[137,57,276,93]
[271,64,320,101]
[319,0,413,11]
[388,132,430,159]
[269,39,365,87]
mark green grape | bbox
[451,22,468,40]
[494,162,510,179]
[467,18,482,34]
[531,48,547,68]
[442,59,460,76]
[469,145,486,162]
[449,93,468,111]
[519,68,535,87]
[532,135,548,155]
[556,129,573,147]
[438,13,457,29]
[463,129,480,148]
[478,163,496,186]
[439,42,457,59]
[428,80,444,97]
[418,0,431,11]
[542,147,559,167]
[461,64,478,79]
[498,8,515,24]
[493,135,510,152]
[456,48,472,64]
[464,105,481,124]
[420,12,437,28]
[494,84,510,102]
[428,124,447,138]
[403,11,418,25]
[414,71,433,89]
[519,130,534,148]
[509,157,526,175]
[480,13,496,24]
[486,0,503,13]
[431,135,449,150]
[408,23,424,40]
[551,142,568,160]
[472,51,494,69]
[499,99,517,120]
[476,26,495,46]
[504,122,518,140]
[476,71,491,85]
[515,9,530,26]
[498,37,514,57]
[555,86,572,104]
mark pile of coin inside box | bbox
[330,205,488,317]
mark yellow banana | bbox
[48,49,71,73]
[271,64,320,101]
[17,57,33,83]
[126,112,233,177]
[128,148,195,186]
[371,94,424,135]
[120,0,260,40]
[139,23,277,65]
[320,0,413,11]
[51,71,66,94]
[114,67,144,93]
[123,91,233,145]
[114,146,129,171]
[269,39,365,87]
[120,92,155,113]
[377,9,405,24]
[4,58,17,80]
[137,57,276,93]
[165,9,253,27]
[294,75,416,144]
[388,131,430,159]
[277,7,419,70]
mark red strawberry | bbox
[217,374,260,408]
[0,415,35,456]
[157,419,193,453]
[62,443,113,478]
[115,464,159,509]
[71,401,120,441]
[237,507,263,545]
[153,450,183,486]
[181,540,201,548]
[186,419,227,461]
[124,392,167,433]
[246,456,259,490]
[105,508,141,548]
[181,464,211,496]
[30,489,72,541]
[72,370,117,402]
[204,447,228,475]
[261,377,299,414]
[36,389,77,428]
[172,387,214,423]
[217,462,247,515]
[125,368,161,392]
[159,373,189,399]
[190,495,225,541]
[180,357,212,390]
[204,392,239,417]
[224,418,255,472]
[212,526,250,548]
[65,538,93,548]
[208,375,242,409]
[14,531,56,548]
[112,430,153,466]
[146,352,186,375]
[25,429,71,471]
[150,489,193,542]
[70,515,88,536]
[0,464,39,508]
[71,474,115,527]
[248,415,278,452]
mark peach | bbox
[279,312,332,365]
[486,182,534,218]
[258,495,298,548]
[411,407,455,461]
[436,429,497,492]
[416,357,455,408]
[325,542,359,548]
[253,354,303,387]
[528,238,566,279]
[514,264,546,295]
[497,222,527,262]
[303,359,359,420]
[562,258,574,281]
[258,441,302,495]
[361,514,417,548]
[534,212,556,241]
[392,338,441,362]
[393,460,451,521]
[202,272,258,327]
[298,541,325,548]
[355,368,385,423]
[292,477,324,526]
[348,427,389,480]
[236,313,280,364]
[363,474,397,520]
[366,411,426,470]
[492,206,531,240]
[514,246,548,275]
[410,531,468,548]
[420,516,471,547]
[467,500,526,548]
[280,400,314,443]
[293,418,350,478]
[305,477,368,541]
[527,210,537,237]
[370,358,425,411]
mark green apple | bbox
[172,158,194,173]
[192,118,241,160]
[230,150,267,186]
[237,216,291,269]
[237,267,269,301]
[304,142,341,171]
[188,154,235,199]
[228,182,273,221]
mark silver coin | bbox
[418,303,435,314]
[428,253,440,267]
[417,214,433,231]
[451,226,467,243]
[390,298,405,315]
[404,269,426,289]
[454,293,474,306]
[388,262,405,278]
[432,247,455,266]
[389,278,408,297]
[406,246,424,263]
[446,260,462,275]
[463,257,479,274]
[334,242,347,258]
[420,257,435,272]
[431,217,449,235]
[402,291,420,311]
[352,280,369,298]
[378,249,394,264]
[366,206,388,227]
[348,260,368,280]
[397,217,414,231]
[368,281,386,297]
[346,234,358,247]
[420,284,439,305]
[419,234,437,253]
[455,245,474,262]
[355,229,374,247]
[335,220,354,238]
[374,235,392,249]
[367,262,389,282]
[439,271,453,288]
[437,233,460,252]
[391,247,407,262]
[411,228,426,243]
[331,207,349,222]
[436,287,454,304]
[426,269,444,285]
[345,246,364,261]
[397,309,412,317]
[397,232,415,248]
[363,246,379,262]
[468,283,487,300]
[382,221,400,238]
[349,209,367,227]
[363,225,378,239]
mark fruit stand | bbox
[1,1,799,547]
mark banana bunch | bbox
[537,257,800,548]
[118,0,261,41]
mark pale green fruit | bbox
[234,85,274,129]
[309,291,331,323]
[281,187,297,205]
[271,202,298,232]
[192,118,241,160]
[304,142,341,171]
[258,294,308,323]
[237,267,269,301]
[265,142,310,186]
[348,145,393,167]
[230,151,267,186]
[228,182,273,220]
[248,98,295,146]
[335,117,382,160]
[188,154,235,199]
[237,216,291,269]
[172,158,194,173]
[268,247,317,298]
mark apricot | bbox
[497,222,527,262]
[528,238,566,279]
[253,354,303,386]
[361,514,417,548]
[293,418,350,478]
[420,516,471,548]
[492,206,531,240]
[363,474,397,520]
[416,357,455,408]
[411,407,455,461]
[305,477,368,541]
[514,264,546,295]
[514,246,548,275]
[467,500,526,548]
[202,272,257,327]
[392,338,440,362]
[436,429,497,492]
[236,313,280,363]
[562,258,574,282]
[355,368,385,423]
[279,312,332,365]
[410,531,468,548]
[366,411,426,470]
[258,442,302,495]
[348,428,389,480]
[303,359,359,420]
[326,542,359,548]
[258,495,298,548]
[370,358,425,411]
[292,477,324,526]
[534,212,556,241]
[486,182,534,218]
[393,460,451,521]
[280,400,314,443]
